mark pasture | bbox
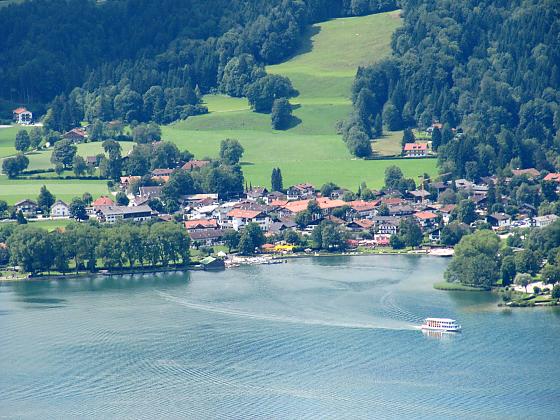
[163,11,436,189]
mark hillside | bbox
[163,11,436,190]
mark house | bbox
[455,179,474,190]
[119,176,141,192]
[184,219,219,231]
[346,219,374,231]
[371,216,400,235]
[138,186,162,199]
[50,200,69,217]
[533,214,559,228]
[407,189,431,203]
[151,168,175,177]
[95,205,153,223]
[387,204,415,217]
[439,204,456,224]
[14,199,37,216]
[86,156,98,166]
[268,220,298,234]
[226,208,271,231]
[286,183,315,201]
[543,173,560,183]
[12,107,32,124]
[329,188,350,200]
[429,228,441,242]
[182,160,210,171]
[62,127,88,143]
[403,142,428,157]
[414,211,439,229]
[92,196,115,210]
[246,187,269,202]
[348,200,377,219]
[487,213,512,229]
[189,229,225,246]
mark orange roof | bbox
[120,176,140,184]
[13,107,28,114]
[184,219,218,229]
[152,175,170,183]
[93,196,114,206]
[283,199,310,214]
[354,219,374,229]
[403,143,428,151]
[544,173,560,182]
[270,199,289,207]
[348,200,377,211]
[414,211,438,220]
[316,197,346,209]
[227,208,264,219]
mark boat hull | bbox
[421,325,461,332]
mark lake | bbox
[1,255,559,419]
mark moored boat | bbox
[421,317,461,332]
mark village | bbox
[6,155,560,268]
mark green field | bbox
[0,125,20,158]
[163,11,436,189]
[0,176,109,204]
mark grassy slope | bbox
[163,11,435,190]
[0,126,20,158]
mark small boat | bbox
[420,317,461,332]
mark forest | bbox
[344,0,560,173]
[0,0,396,125]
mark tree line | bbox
[343,0,559,173]
[1,0,396,127]
[0,221,190,275]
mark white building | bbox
[533,214,559,228]
[226,208,271,231]
[50,200,69,218]
[13,107,33,125]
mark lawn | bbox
[163,11,436,190]
[0,125,20,159]
[0,176,109,204]
[28,219,77,231]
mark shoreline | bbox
[0,249,450,283]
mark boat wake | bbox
[157,292,416,331]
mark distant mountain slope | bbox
[345,0,560,176]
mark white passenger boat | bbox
[420,317,461,332]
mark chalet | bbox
[188,204,219,220]
[403,142,428,158]
[62,128,88,143]
[387,204,414,217]
[487,213,512,229]
[533,214,559,228]
[429,228,441,242]
[50,200,69,217]
[286,183,315,201]
[182,160,210,171]
[346,219,374,231]
[226,208,271,231]
[544,173,560,183]
[414,211,439,229]
[95,205,152,224]
[455,179,474,190]
[138,186,162,199]
[12,107,32,125]
[329,188,350,200]
[268,220,297,234]
[267,191,287,203]
[189,229,225,246]
[316,197,346,216]
[182,194,219,206]
[371,216,400,235]
[429,181,448,197]
[407,189,431,203]
[119,176,140,192]
[184,219,219,231]
[14,199,37,216]
[439,204,456,224]
[151,168,174,177]
[348,200,377,219]
[92,196,115,212]
[246,186,269,202]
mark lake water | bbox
[1,255,559,419]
